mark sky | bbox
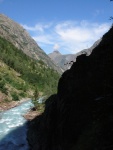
[0,0,113,54]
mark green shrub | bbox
[0,80,5,89]
[0,80,8,95]
[4,98,9,102]
[19,92,26,97]
[1,87,8,95]
[11,92,19,101]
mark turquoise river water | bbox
[0,100,34,150]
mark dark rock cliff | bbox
[27,25,113,150]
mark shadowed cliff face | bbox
[27,25,113,150]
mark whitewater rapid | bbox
[0,100,34,150]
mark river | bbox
[0,100,34,150]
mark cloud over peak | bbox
[22,20,111,54]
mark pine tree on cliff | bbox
[33,87,39,101]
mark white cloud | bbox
[22,20,111,54]
[33,35,53,45]
[54,21,110,53]
[53,43,60,50]
[22,23,52,32]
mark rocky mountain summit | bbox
[0,14,62,73]
[48,39,101,71]
[28,25,113,150]
[48,50,62,60]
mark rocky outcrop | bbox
[0,14,62,73]
[27,25,113,150]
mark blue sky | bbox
[0,0,113,54]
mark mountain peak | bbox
[48,50,62,60]
[53,50,61,55]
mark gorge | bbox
[0,13,113,150]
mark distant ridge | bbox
[48,39,101,71]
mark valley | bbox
[0,9,113,150]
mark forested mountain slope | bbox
[0,36,60,103]
[0,14,62,74]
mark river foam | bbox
[0,100,34,150]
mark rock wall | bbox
[27,25,113,150]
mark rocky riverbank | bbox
[23,103,45,120]
[23,109,41,121]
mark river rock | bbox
[27,25,113,150]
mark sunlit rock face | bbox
[27,25,113,150]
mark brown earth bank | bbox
[23,104,45,120]
[27,25,113,150]
[23,109,42,121]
